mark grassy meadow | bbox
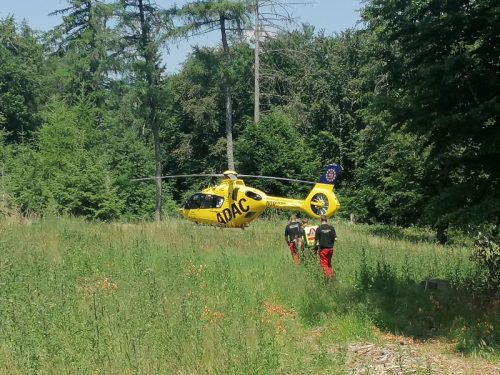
[0,217,498,374]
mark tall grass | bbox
[0,217,497,373]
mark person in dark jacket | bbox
[284,215,302,265]
[314,215,337,278]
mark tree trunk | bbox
[224,83,234,170]
[436,225,448,245]
[139,0,162,220]
[220,15,235,170]
[254,1,260,123]
[152,121,162,222]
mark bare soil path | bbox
[345,333,500,375]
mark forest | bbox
[1,0,499,234]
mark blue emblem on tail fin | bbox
[319,164,342,185]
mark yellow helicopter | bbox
[136,164,341,228]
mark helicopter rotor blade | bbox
[237,174,316,185]
[132,174,224,181]
[133,173,317,185]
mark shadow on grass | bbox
[365,224,437,245]
[297,255,500,357]
[348,265,500,356]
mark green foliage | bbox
[117,0,174,220]
[262,28,369,177]
[174,0,252,38]
[236,109,319,196]
[0,127,5,160]
[472,225,500,293]
[361,0,500,228]
[47,0,118,101]
[97,114,156,220]
[2,98,156,220]
[348,117,429,225]
[37,100,123,219]
[0,17,43,142]
[164,44,253,175]
[174,0,255,170]
[2,0,500,233]
[166,48,226,174]
[3,143,48,213]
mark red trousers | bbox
[288,241,300,265]
[319,248,334,278]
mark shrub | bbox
[471,225,500,294]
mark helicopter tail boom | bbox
[265,183,340,219]
[264,164,342,218]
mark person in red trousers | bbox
[284,215,302,265]
[314,214,337,278]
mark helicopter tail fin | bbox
[318,163,342,186]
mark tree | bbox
[2,99,124,219]
[165,44,253,174]
[260,28,370,178]
[117,0,172,221]
[175,0,252,170]
[350,116,429,225]
[252,0,295,123]
[0,17,43,142]
[362,0,500,229]
[48,0,117,100]
[235,109,319,197]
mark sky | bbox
[0,0,364,72]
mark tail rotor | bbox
[310,193,329,215]
[302,164,342,218]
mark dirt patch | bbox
[345,338,500,375]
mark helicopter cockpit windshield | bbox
[184,193,224,209]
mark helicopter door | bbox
[200,195,225,224]
[184,193,203,220]
[185,194,224,223]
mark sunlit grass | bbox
[0,217,497,373]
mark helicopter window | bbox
[200,194,224,209]
[184,194,202,209]
[214,196,224,208]
[245,191,262,201]
[200,195,212,209]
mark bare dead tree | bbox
[251,0,310,122]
